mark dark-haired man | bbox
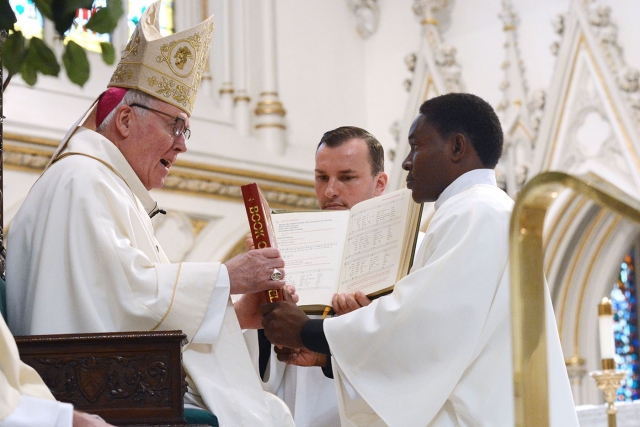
[257,126,387,426]
[314,126,387,211]
[261,93,579,425]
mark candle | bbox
[598,297,615,360]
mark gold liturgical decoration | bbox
[590,370,625,427]
[510,171,640,426]
[589,297,625,427]
[173,46,193,70]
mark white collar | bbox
[434,169,497,211]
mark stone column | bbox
[566,356,587,405]
[219,0,234,119]
[232,0,251,136]
[253,0,287,154]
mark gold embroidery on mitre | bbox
[121,32,140,60]
[187,21,214,104]
[107,1,214,115]
[173,46,193,70]
[154,76,192,109]
[157,31,204,78]
[112,65,134,83]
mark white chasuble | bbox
[324,169,579,426]
[6,128,293,426]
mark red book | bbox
[241,183,284,303]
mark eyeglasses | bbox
[129,103,191,140]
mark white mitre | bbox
[48,2,215,165]
[108,1,215,115]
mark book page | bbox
[338,189,413,295]
[273,210,350,308]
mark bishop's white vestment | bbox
[324,169,579,426]
[6,128,293,427]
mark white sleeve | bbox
[0,395,73,427]
[332,360,379,425]
[191,264,231,344]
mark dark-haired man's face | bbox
[402,114,452,203]
[315,138,387,210]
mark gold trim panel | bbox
[420,18,439,26]
[255,123,286,130]
[255,99,286,116]
[4,132,59,148]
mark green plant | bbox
[0,0,123,87]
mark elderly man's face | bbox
[124,101,188,190]
[315,138,387,210]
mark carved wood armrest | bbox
[15,330,188,426]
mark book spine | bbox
[241,183,284,302]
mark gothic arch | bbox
[533,1,640,404]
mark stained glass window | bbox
[65,0,110,53]
[612,249,640,401]
[127,0,174,37]
[9,0,43,40]
[48,1,173,54]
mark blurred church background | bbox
[3,0,640,424]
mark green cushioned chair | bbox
[184,408,219,426]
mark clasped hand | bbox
[274,346,328,368]
[261,291,309,349]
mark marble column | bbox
[253,0,287,154]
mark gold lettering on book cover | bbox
[267,289,280,302]
[249,205,268,247]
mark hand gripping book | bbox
[271,188,423,314]
[241,183,284,303]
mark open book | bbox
[272,188,422,313]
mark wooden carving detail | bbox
[24,354,172,407]
[16,330,187,425]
